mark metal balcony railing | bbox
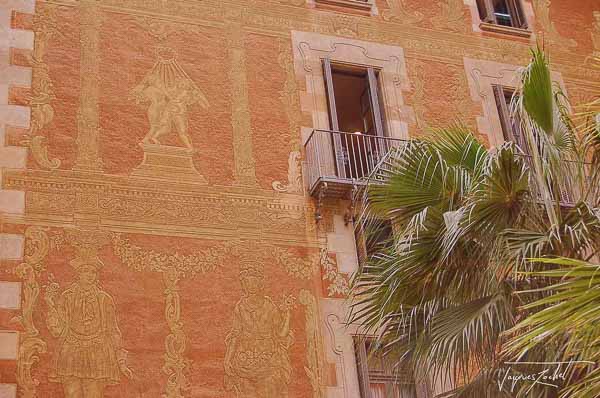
[517,154,598,206]
[304,129,407,198]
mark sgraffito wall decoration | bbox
[0,0,598,397]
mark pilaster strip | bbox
[227,24,258,187]
[73,0,103,172]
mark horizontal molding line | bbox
[38,0,597,78]
[1,215,325,247]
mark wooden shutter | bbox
[367,68,384,137]
[354,225,368,267]
[476,0,496,23]
[509,0,528,28]
[322,58,346,178]
[494,86,532,157]
[354,338,373,398]
[323,58,339,131]
[493,85,511,141]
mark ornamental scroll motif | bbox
[110,233,234,397]
[299,290,325,398]
[110,233,234,276]
[272,246,319,280]
[12,227,50,398]
[272,151,302,194]
[382,0,424,24]
[23,7,61,170]
[409,61,426,130]
[162,267,192,398]
[320,249,350,297]
[332,15,359,38]
[272,39,303,195]
[532,0,577,48]
[430,0,468,33]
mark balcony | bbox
[304,129,406,200]
[518,155,597,207]
[303,131,597,222]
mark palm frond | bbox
[521,48,554,135]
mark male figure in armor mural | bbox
[224,259,295,398]
[44,257,133,398]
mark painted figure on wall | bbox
[131,46,209,149]
[224,259,295,398]
[44,257,133,398]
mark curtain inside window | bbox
[370,383,417,398]
[370,383,387,398]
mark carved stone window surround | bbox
[324,307,451,398]
[292,31,412,143]
[463,57,566,148]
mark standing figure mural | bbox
[44,257,133,398]
[224,259,295,398]
[131,46,209,149]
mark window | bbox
[354,337,423,398]
[494,85,575,203]
[355,219,394,265]
[493,85,528,151]
[315,0,373,14]
[323,59,388,180]
[476,0,527,29]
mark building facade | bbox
[0,0,598,397]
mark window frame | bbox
[314,0,374,14]
[354,336,425,398]
[476,0,531,37]
[322,59,389,180]
[322,59,386,138]
[477,0,527,27]
[354,218,395,268]
[493,85,577,204]
[492,85,528,152]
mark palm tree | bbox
[349,48,600,397]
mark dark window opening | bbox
[477,0,527,29]
[365,220,394,258]
[355,219,394,267]
[354,337,424,398]
[331,68,376,135]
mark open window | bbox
[476,0,528,33]
[493,85,528,152]
[494,85,576,204]
[354,337,424,398]
[323,59,387,180]
[355,219,394,267]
